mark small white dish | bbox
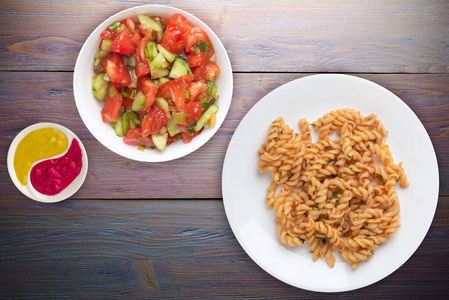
[7,123,88,203]
[222,74,439,292]
[73,5,233,162]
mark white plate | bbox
[7,123,88,203]
[74,5,233,162]
[222,74,439,292]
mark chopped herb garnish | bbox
[313,204,320,209]
[376,173,385,184]
[198,40,210,52]
[396,176,400,182]
[199,96,217,111]
[118,106,125,118]
[186,121,197,135]
[329,190,341,201]
[310,123,315,127]
[205,78,216,88]
[108,21,121,31]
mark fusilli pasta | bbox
[257,109,409,269]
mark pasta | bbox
[257,109,409,269]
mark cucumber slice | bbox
[157,44,176,62]
[129,112,139,129]
[101,39,113,52]
[208,84,218,97]
[155,17,164,42]
[194,104,219,131]
[112,117,124,137]
[172,112,187,124]
[149,62,170,79]
[158,77,171,86]
[151,133,168,151]
[128,67,137,88]
[92,73,109,101]
[131,91,146,111]
[94,50,108,60]
[146,42,158,61]
[152,52,169,69]
[127,54,136,67]
[122,112,130,135]
[169,57,192,79]
[155,97,170,118]
[137,14,163,32]
[166,119,182,137]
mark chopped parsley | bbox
[198,40,210,52]
[376,173,385,184]
[329,190,341,201]
[186,121,197,135]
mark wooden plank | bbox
[0,197,447,298]
[0,0,448,72]
[1,72,448,199]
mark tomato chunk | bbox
[100,28,118,40]
[182,128,203,143]
[123,128,155,147]
[185,102,203,125]
[101,52,132,88]
[110,27,139,55]
[159,14,192,54]
[205,62,220,81]
[157,76,193,113]
[188,81,208,102]
[135,38,151,77]
[141,105,168,137]
[184,27,211,53]
[101,86,123,123]
[193,62,220,82]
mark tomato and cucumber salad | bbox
[92,13,220,151]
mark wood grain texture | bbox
[0,0,448,297]
[0,197,448,298]
[0,0,448,72]
[1,72,448,199]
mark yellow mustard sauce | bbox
[14,128,68,186]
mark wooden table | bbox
[1,0,448,298]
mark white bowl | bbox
[73,5,233,162]
[7,123,88,203]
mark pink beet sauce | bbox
[30,139,83,196]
